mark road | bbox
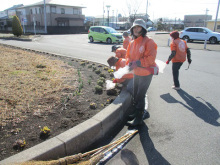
[0,34,220,165]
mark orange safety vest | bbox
[115,58,133,83]
[170,38,187,63]
[115,48,127,58]
[126,36,157,76]
[123,37,132,50]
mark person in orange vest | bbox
[126,19,157,126]
[107,56,133,85]
[111,45,127,58]
[122,31,132,50]
[166,31,192,90]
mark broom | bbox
[76,130,138,165]
[16,131,133,165]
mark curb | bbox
[0,37,32,41]
[0,45,133,164]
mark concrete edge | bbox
[0,88,132,165]
[0,37,32,41]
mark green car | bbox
[88,26,123,44]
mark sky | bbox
[0,0,219,20]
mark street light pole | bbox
[106,5,111,27]
[44,0,47,34]
[214,0,220,31]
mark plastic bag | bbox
[106,80,116,90]
[113,65,130,79]
[155,59,166,73]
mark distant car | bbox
[88,26,123,44]
[179,27,220,44]
[147,27,157,32]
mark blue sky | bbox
[0,0,219,20]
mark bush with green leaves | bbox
[12,16,23,37]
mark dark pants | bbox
[127,74,153,111]
[172,62,183,87]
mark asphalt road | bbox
[0,34,220,165]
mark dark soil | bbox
[0,46,122,161]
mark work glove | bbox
[129,60,141,71]
[166,60,170,64]
[113,79,119,83]
[188,59,192,64]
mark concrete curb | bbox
[0,37,32,41]
[0,88,132,165]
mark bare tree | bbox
[126,0,144,25]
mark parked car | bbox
[179,27,220,44]
[147,27,157,32]
[88,26,123,44]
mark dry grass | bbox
[0,45,78,127]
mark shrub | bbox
[12,16,23,37]
[95,69,101,74]
[100,73,106,78]
[97,80,104,86]
[95,85,103,94]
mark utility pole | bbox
[214,0,220,31]
[112,10,114,28]
[106,5,111,27]
[116,10,118,29]
[204,8,209,27]
[44,0,47,34]
[146,0,148,17]
[103,1,105,26]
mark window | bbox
[61,8,65,14]
[57,20,69,26]
[100,28,106,33]
[91,27,100,32]
[186,28,196,32]
[30,9,33,14]
[198,28,207,33]
[73,8,78,15]
[217,25,220,29]
[35,8,37,14]
[51,6,56,13]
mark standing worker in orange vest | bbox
[111,45,127,58]
[126,19,157,126]
[122,31,132,50]
[166,31,192,90]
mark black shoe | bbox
[142,110,150,120]
[127,110,144,126]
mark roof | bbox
[4,4,24,11]
[20,0,86,8]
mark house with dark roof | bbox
[0,0,87,34]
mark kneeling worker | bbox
[107,56,133,85]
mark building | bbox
[0,4,23,31]
[206,19,220,32]
[184,15,212,27]
[0,0,87,34]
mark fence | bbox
[0,26,90,34]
